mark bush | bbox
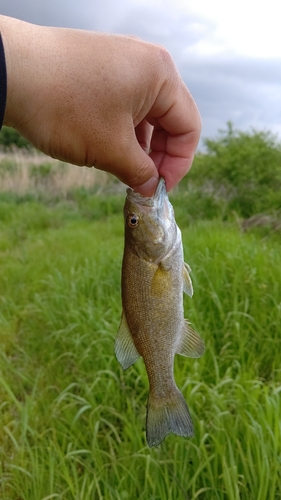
[0,126,32,150]
[186,122,281,217]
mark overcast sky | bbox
[1,0,281,146]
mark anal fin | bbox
[176,320,205,358]
[115,312,140,370]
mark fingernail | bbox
[134,176,159,197]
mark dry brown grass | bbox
[0,149,123,196]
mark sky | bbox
[1,0,281,146]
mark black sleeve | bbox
[0,33,7,130]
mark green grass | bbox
[0,193,280,499]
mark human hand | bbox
[1,15,201,196]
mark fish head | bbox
[124,177,178,262]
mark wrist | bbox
[0,15,25,128]
[0,16,50,131]
[1,16,34,129]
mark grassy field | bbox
[0,156,280,499]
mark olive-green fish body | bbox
[115,178,204,447]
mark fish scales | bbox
[115,177,205,447]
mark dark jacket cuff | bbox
[0,33,7,130]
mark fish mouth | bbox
[127,177,167,208]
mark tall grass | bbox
[0,150,119,196]
[0,187,280,499]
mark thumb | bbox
[128,152,159,196]
[107,132,159,197]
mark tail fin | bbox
[146,387,194,447]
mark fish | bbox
[115,177,205,447]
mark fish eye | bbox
[127,214,139,228]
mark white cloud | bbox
[185,0,281,58]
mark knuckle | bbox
[126,161,152,187]
[153,44,176,73]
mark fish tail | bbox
[146,386,194,447]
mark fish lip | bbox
[127,177,167,207]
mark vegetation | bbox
[0,149,112,197]
[0,124,280,498]
[0,126,31,150]
[185,122,281,217]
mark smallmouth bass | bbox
[115,177,204,447]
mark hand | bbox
[1,15,201,196]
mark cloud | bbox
[180,55,281,140]
[1,0,93,28]
[108,3,281,141]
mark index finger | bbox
[147,78,201,191]
[149,126,201,191]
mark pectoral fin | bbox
[183,263,193,297]
[115,312,140,370]
[176,320,205,358]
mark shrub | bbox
[187,122,281,217]
[0,126,32,150]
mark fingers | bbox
[96,122,159,197]
[147,71,202,191]
[106,80,201,196]
[149,128,201,192]
[125,74,201,194]
[126,47,201,193]
[132,120,159,195]
[134,120,154,155]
